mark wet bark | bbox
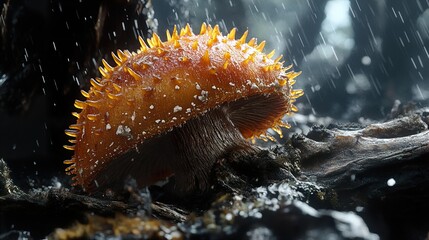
[295,109,429,201]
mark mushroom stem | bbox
[90,107,258,194]
[171,107,259,192]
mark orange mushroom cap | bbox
[64,23,303,192]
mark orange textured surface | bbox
[64,23,303,191]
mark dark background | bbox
[0,0,428,201]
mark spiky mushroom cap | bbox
[64,23,303,192]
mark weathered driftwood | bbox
[293,112,429,202]
[289,107,429,239]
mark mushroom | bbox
[64,23,303,193]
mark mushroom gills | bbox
[90,93,287,193]
[227,93,289,138]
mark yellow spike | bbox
[238,30,249,45]
[147,38,155,48]
[124,50,132,57]
[212,25,220,37]
[248,38,256,47]
[291,104,298,112]
[172,25,179,40]
[64,159,75,165]
[223,60,229,69]
[86,113,99,121]
[112,83,122,92]
[256,41,266,52]
[201,50,210,64]
[200,23,207,35]
[262,56,268,63]
[152,32,163,47]
[274,54,283,63]
[157,48,168,54]
[227,28,237,40]
[63,145,75,151]
[278,78,287,86]
[291,89,304,98]
[166,29,172,41]
[180,28,186,36]
[92,89,102,97]
[69,124,81,130]
[265,133,276,142]
[272,126,283,138]
[224,52,231,60]
[208,25,220,47]
[288,78,296,86]
[243,52,257,65]
[98,66,108,77]
[86,100,100,108]
[111,52,122,65]
[284,64,293,71]
[174,40,181,49]
[80,90,89,98]
[185,23,193,36]
[267,50,275,58]
[126,67,142,80]
[102,59,113,71]
[263,65,274,72]
[192,40,198,50]
[65,129,78,138]
[107,92,121,100]
[288,71,302,79]
[117,50,128,61]
[90,78,103,90]
[207,38,215,47]
[138,36,149,51]
[65,167,76,174]
[74,100,86,109]
[279,121,291,129]
[71,112,80,118]
[259,134,269,142]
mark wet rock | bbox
[226,201,379,240]
[0,158,22,196]
[174,181,376,240]
[0,230,32,240]
[50,181,377,240]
